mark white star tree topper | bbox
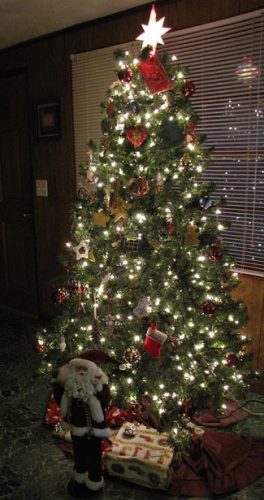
[136,4,170,52]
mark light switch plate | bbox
[36,179,48,197]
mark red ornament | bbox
[226,353,239,368]
[209,243,223,262]
[68,283,86,295]
[201,300,216,317]
[166,216,174,234]
[185,122,199,145]
[107,99,114,117]
[183,80,196,97]
[118,67,133,83]
[179,400,196,418]
[125,125,148,147]
[37,338,45,353]
[137,53,174,94]
[101,133,110,149]
[53,288,68,304]
[128,176,149,197]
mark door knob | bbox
[23,213,32,218]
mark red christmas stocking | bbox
[144,324,167,359]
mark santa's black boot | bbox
[67,471,92,498]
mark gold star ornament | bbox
[136,4,170,52]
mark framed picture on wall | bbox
[36,101,62,138]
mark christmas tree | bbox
[39,6,252,449]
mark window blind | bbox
[71,10,264,274]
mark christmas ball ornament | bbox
[126,100,140,114]
[236,56,260,88]
[209,243,223,262]
[201,300,216,317]
[105,316,116,327]
[179,400,196,418]
[124,347,141,364]
[128,176,149,197]
[183,80,196,97]
[118,67,133,83]
[199,196,212,210]
[53,288,68,304]
[125,125,148,147]
[226,352,239,367]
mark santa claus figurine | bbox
[53,353,113,497]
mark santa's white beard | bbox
[64,373,95,401]
[63,373,105,423]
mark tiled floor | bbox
[0,311,264,500]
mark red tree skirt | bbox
[194,398,249,427]
[46,395,264,496]
[169,431,264,497]
[58,432,264,497]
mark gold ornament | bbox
[179,154,193,169]
[92,212,110,227]
[185,224,199,245]
[85,169,96,183]
[112,240,121,249]
[88,250,96,262]
[104,184,114,208]
[110,198,131,223]
[149,238,161,250]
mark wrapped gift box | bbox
[104,422,178,490]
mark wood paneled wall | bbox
[0,0,263,347]
[232,275,264,371]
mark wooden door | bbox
[0,71,38,316]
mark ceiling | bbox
[0,0,153,50]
